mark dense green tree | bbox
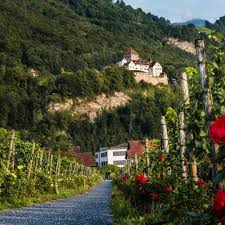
[0,0,205,153]
[0,0,198,75]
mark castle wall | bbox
[135,73,168,85]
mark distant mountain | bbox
[175,19,208,27]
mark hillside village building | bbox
[69,146,96,167]
[117,48,168,85]
[95,139,158,168]
[95,144,128,168]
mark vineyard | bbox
[113,36,225,225]
[0,128,102,208]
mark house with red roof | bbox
[126,140,146,159]
[95,139,158,167]
[69,146,96,167]
[126,139,158,160]
[74,152,96,167]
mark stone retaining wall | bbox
[135,73,168,85]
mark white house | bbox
[95,144,128,168]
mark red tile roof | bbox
[127,140,146,159]
[74,152,96,167]
[126,139,158,159]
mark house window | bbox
[101,152,107,157]
[95,154,98,159]
[113,151,126,156]
[113,160,126,166]
[101,161,108,166]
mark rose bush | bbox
[135,174,148,185]
[210,115,225,145]
[212,189,225,223]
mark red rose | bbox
[212,189,225,222]
[159,154,165,161]
[135,174,148,185]
[165,186,174,193]
[196,179,205,184]
[122,175,129,181]
[135,174,141,182]
[151,192,159,201]
[210,115,225,145]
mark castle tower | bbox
[123,48,139,62]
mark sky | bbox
[124,0,225,23]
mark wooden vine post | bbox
[46,151,51,171]
[57,158,61,176]
[178,111,188,178]
[161,116,169,153]
[11,136,15,171]
[181,72,198,181]
[28,142,36,178]
[7,130,15,171]
[55,156,61,195]
[126,160,131,176]
[134,154,138,171]
[49,154,53,176]
[195,39,218,180]
[145,138,150,174]
[34,150,40,173]
[39,151,43,167]
[73,163,77,174]
[64,165,68,177]
[145,138,150,166]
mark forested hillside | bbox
[0,0,200,77]
[0,0,202,153]
[206,16,225,35]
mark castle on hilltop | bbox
[117,48,168,85]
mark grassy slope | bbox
[197,26,213,35]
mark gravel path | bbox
[0,180,112,225]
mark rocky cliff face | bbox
[167,38,196,54]
[49,92,130,121]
